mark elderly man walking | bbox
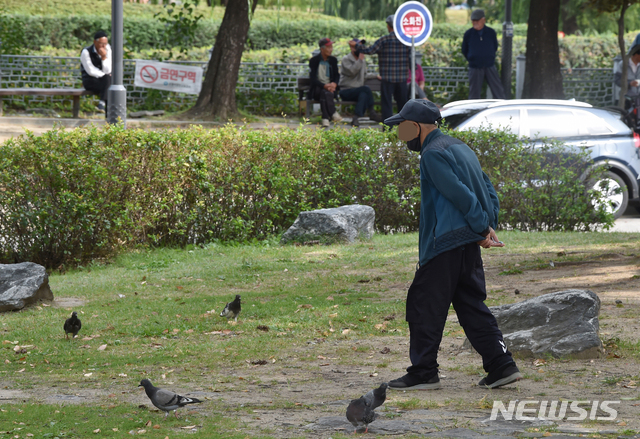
[461,9,505,100]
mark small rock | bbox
[514,289,520,295]
[615,300,623,304]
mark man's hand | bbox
[477,227,505,248]
[358,53,365,61]
[324,82,337,93]
[97,46,108,59]
[631,80,639,87]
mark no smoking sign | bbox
[140,65,158,84]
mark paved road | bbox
[610,206,640,232]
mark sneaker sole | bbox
[481,372,523,389]
[389,381,442,391]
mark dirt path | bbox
[3,250,640,438]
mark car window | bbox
[527,109,580,139]
[457,109,520,134]
[574,110,613,135]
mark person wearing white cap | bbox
[461,9,505,100]
[382,99,521,391]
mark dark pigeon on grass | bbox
[346,396,377,434]
[346,383,387,433]
[63,311,81,339]
[220,294,241,322]
[138,379,202,419]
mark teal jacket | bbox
[418,129,499,266]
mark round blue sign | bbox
[393,1,433,47]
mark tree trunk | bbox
[522,0,565,99]
[617,1,629,108]
[560,0,579,35]
[186,0,257,119]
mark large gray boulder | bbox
[281,204,375,244]
[463,289,603,359]
[0,262,53,312]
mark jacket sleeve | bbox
[309,56,324,89]
[424,149,490,234]
[492,28,499,54]
[341,55,364,77]
[461,31,470,60]
[357,36,383,55]
[330,57,340,85]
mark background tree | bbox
[323,0,446,22]
[589,0,640,107]
[187,0,259,120]
[522,0,564,99]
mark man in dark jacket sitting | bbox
[461,9,505,100]
[383,99,521,391]
[309,38,343,127]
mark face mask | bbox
[407,137,422,152]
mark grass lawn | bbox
[2,231,640,437]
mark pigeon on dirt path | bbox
[346,396,377,433]
[363,382,387,410]
[138,379,202,419]
[220,294,241,322]
[63,311,81,339]
[346,383,387,433]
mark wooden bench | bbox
[297,77,382,119]
[0,88,95,118]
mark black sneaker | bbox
[388,374,441,390]
[351,116,360,127]
[96,101,106,113]
[478,364,522,388]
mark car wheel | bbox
[591,171,628,219]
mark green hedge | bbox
[0,125,612,268]
[6,14,527,53]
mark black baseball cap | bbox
[384,99,442,126]
[386,15,394,25]
[630,44,640,56]
[470,9,485,20]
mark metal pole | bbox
[411,36,415,100]
[107,0,127,126]
[501,0,513,99]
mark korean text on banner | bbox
[134,60,203,95]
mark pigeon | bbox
[363,382,387,410]
[220,294,241,322]
[346,396,377,434]
[63,311,81,339]
[138,379,202,419]
[346,383,387,433]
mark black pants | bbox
[310,85,338,120]
[82,74,112,102]
[405,245,514,380]
[381,81,408,126]
[468,66,505,99]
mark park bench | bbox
[0,88,94,118]
[297,77,382,119]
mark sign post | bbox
[393,1,433,100]
[107,0,126,126]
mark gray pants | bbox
[468,66,505,99]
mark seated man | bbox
[309,38,342,127]
[339,38,383,127]
[80,30,112,113]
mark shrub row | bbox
[6,14,528,53]
[0,125,612,268]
